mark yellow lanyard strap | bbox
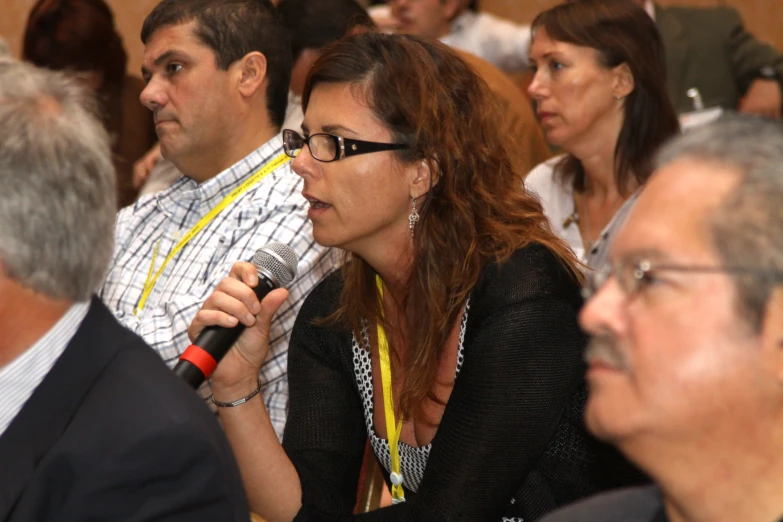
[376,275,406,504]
[134,152,290,316]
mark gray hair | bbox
[0,61,116,301]
[655,114,783,332]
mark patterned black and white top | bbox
[351,302,524,522]
[352,300,469,493]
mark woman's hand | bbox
[188,261,289,395]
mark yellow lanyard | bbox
[375,275,406,504]
[134,152,290,316]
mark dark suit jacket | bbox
[539,485,665,522]
[656,4,783,114]
[0,297,249,522]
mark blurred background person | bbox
[525,0,679,270]
[457,49,551,174]
[0,59,248,522]
[23,0,157,208]
[633,0,783,120]
[277,0,376,131]
[542,116,783,522]
[371,0,531,74]
[190,32,619,521]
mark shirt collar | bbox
[0,301,90,437]
[154,134,285,217]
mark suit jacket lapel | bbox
[0,298,120,520]
[655,3,691,112]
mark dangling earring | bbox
[409,196,420,237]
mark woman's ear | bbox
[409,158,439,199]
[613,63,635,99]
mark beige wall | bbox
[480,0,783,52]
[1,0,782,79]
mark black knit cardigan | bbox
[283,243,618,521]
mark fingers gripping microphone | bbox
[174,243,299,389]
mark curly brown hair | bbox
[304,32,579,424]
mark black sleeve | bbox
[719,7,783,92]
[285,248,589,521]
[283,273,369,521]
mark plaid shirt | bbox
[99,135,340,439]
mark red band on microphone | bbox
[180,344,218,378]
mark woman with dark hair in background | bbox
[525,0,680,270]
[24,0,156,208]
[189,32,621,521]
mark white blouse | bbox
[525,156,639,271]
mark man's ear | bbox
[612,63,635,99]
[760,287,783,383]
[236,51,268,98]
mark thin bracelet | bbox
[210,380,262,408]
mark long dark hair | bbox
[23,0,127,93]
[304,33,579,424]
[532,0,680,195]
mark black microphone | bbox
[174,242,299,389]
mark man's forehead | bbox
[142,21,204,62]
[612,158,740,260]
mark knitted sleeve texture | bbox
[283,244,607,521]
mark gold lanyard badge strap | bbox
[134,152,290,316]
[376,274,405,503]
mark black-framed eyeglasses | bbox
[282,129,409,163]
[582,258,783,300]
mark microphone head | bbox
[252,243,298,288]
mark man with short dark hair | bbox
[540,115,783,522]
[0,59,249,522]
[99,0,339,438]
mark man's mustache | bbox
[584,334,630,372]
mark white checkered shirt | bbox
[99,135,340,439]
